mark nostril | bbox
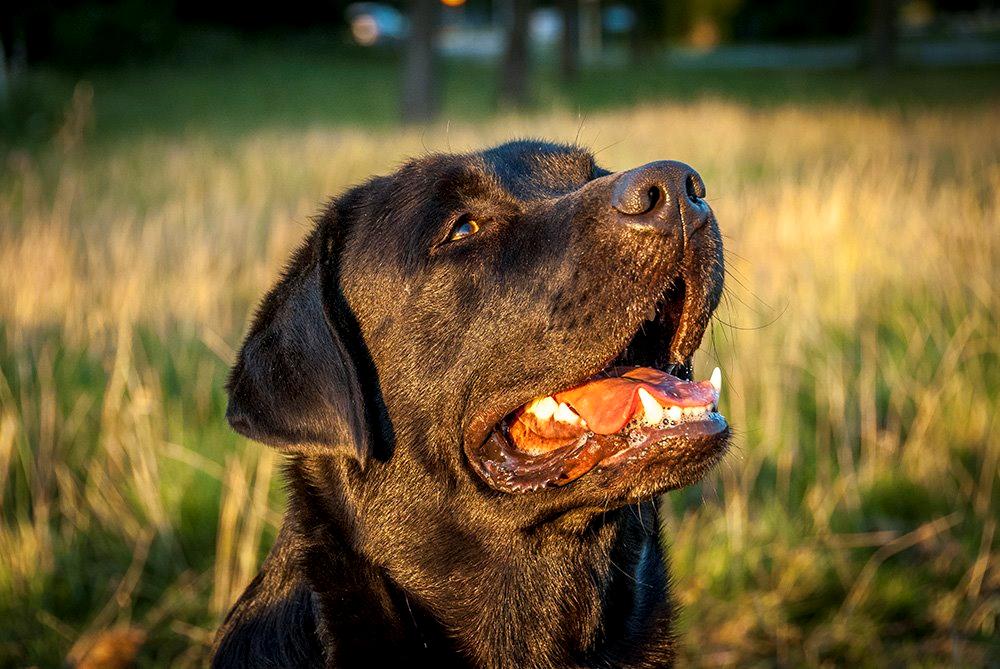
[685,175,697,200]
[685,172,706,201]
[645,186,662,213]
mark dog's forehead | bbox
[477,141,599,199]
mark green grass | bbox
[4,30,999,147]
[1,34,998,667]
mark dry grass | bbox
[0,89,997,666]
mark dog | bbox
[212,140,728,668]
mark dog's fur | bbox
[212,141,725,668]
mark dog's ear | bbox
[225,231,369,461]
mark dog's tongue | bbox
[554,367,717,435]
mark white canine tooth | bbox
[637,388,663,425]
[554,402,581,425]
[710,367,722,396]
[528,396,558,421]
[666,405,683,422]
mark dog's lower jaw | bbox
[287,458,677,668]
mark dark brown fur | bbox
[213,140,726,668]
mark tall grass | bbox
[0,85,997,666]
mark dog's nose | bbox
[611,161,710,234]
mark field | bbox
[1,40,998,666]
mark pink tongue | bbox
[553,367,718,435]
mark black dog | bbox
[213,140,728,668]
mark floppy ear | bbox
[226,231,370,461]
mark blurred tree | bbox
[499,0,532,107]
[0,0,354,68]
[631,0,669,61]
[728,0,865,41]
[559,0,580,81]
[174,0,347,31]
[1,0,179,68]
[867,0,899,74]
[0,36,6,103]
[402,0,441,123]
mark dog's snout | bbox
[611,161,710,233]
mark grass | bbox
[5,30,999,147]
[1,37,998,666]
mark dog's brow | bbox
[478,142,596,200]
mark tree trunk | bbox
[867,0,898,75]
[579,0,601,60]
[630,0,664,66]
[0,36,7,104]
[499,0,532,108]
[402,0,440,124]
[559,0,579,82]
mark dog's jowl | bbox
[213,140,729,668]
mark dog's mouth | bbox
[468,280,730,494]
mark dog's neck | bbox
[289,455,677,668]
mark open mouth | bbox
[470,283,730,494]
[508,365,722,455]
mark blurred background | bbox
[0,1,997,667]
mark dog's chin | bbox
[465,281,730,497]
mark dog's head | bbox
[227,140,728,513]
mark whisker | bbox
[593,136,627,157]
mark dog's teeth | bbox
[554,402,582,426]
[527,396,558,421]
[666,405,682,422]
[645,304,657,321]
[710,367,722,397]
[637,388,663,425]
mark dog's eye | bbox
[448,215,480,242]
